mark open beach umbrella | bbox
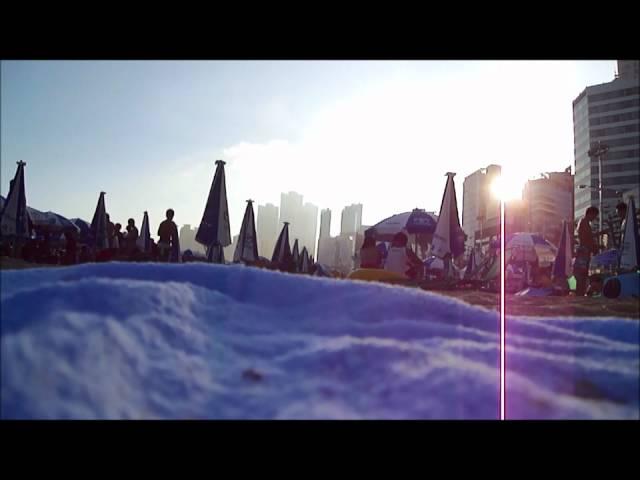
[233,200,259,264]
[365,209,438,242]
[505,232,557,267]
[27,207,79,233]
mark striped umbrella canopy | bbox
[0,161,30,239]
[366,209,438,242]
[505,232,557,267]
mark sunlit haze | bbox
[1,60,617,238]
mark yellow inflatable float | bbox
[347,268,407,283]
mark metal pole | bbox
[598,152,603,235]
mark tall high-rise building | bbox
[179,224,206,254]
[257,203,279,258]
[340,203,362,235]
[319,209,331,239]
[279,191,304,252]
[462,164,501,252]
[523,170,574,247]
[279,191,303,225]
[317,209,331,262]
[299,202,318,257]
[572,60,639,226]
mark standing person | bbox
[615,201,628,249]
[574,206,599,296]
[157,209,179,262]
[125,218,139,257]
[113,223,124,253]
[106,214,116,248]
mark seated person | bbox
[360,236,383,269]
[384,232,423,280]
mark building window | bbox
[589,87,640,103]
[590,110,640,126]
[590,123,639,138]
[589,98,640,115]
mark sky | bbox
[1,60,617,238]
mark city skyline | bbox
[1,60,618,238]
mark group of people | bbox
[92,209,180,263]
[2,208,181,266]
[574,201,631,297]
[359,232,424,280]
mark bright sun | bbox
[490,174,524,201]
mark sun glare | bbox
[490,174,524,201]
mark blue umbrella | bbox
[0,160,30,239]
[366,209,438,241]
[90,192,109,249]
[196,160,231,258]
[233,200,259,264]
